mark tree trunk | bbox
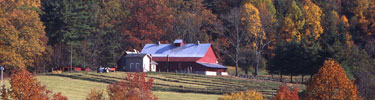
[235,62,238,76]
[70,42,73,72]
[280,73,283,82]
[235,47,239,76]
[302,75,304,83]
[255,50,259,77]
[290,74,293,83]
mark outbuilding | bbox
[120,53,157,72]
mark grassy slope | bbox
[5,71,305,100]
[36,74,221,100]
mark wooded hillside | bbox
[1,0,375,99]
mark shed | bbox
[121,53,156,72]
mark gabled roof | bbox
[197,62,227,69]
[151,61,158,65]
[141,43,211,58]
[173,39,183,44]
[125,53,149,58]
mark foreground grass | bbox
[153,91,220,100]
[4,71,305,100]
[35,74,221,100]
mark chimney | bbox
[173,39,184,47]
[133,49,139,54]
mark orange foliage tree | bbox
[107,72,157,100]
[122,0,174,49]
[0,69,67,100]
[304,59,362,100]
[271,84,299,100]
[218,90,263,100]
[0,0,48,69]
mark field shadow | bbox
[45,73,118,84]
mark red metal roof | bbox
[152,57,201,62]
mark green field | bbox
[5,71,305,100]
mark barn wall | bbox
[197,47,218,63]
[142,56,150,72]
[125,57,144,72]
[156,62,206,72]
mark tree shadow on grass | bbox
[45,73,118,84]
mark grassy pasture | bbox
[4,71,305,100]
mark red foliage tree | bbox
[271,84,299,100]
[107,72,157,100]
[123,0,174,49]
[0,69,67,100]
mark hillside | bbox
[10,71,305,100]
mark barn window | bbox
[136,63,139,69]
[130,63,134,69]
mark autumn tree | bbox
[107,72,157,100]
[271,84,299,100]
[168,0,222,43]
[241,3,270,76]
[220,7,246,76]
[86,89,105,100]
[123,0,174,49]
[218,90,263,100]
[342,46,375,99]
[302,0,323,39]
[0,0,48,69]
[304,59,361,100]
[349,0,375,57]
[280,1,305,41]
[0,69,67,100]
[93,0,129,66]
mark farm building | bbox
[119,52,157,72]
[140,39,228,76]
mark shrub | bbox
[271,84,299,100]
[86,89,105,100]
[218,90,263,100]
[0,68,67,100]
[107,72,157,100]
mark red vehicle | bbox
[109,68,116,72]
[61,67,81,72]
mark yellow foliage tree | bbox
[339,15,354,48]
[218,90,263,100]
[241,3,263,40]
[302,0,323,39]
[304,59,362,100]
[0,0,47,69]
[280,1,305,41]
[241,3,269,76]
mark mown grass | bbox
[227,66,312,83]
[4,71,305,100]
